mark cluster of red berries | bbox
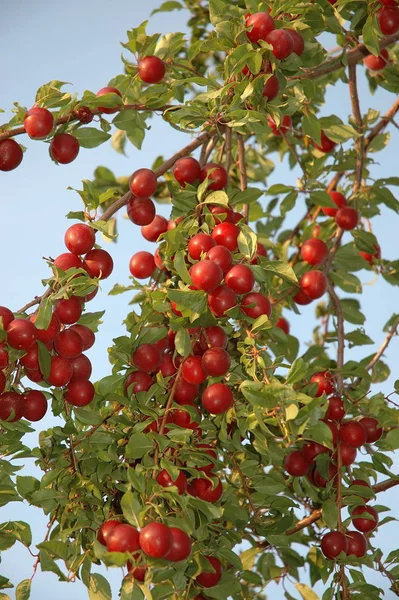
[0,223,115,422]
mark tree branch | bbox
[348,63,364,194]
[236,133,248,220]
[327,281,345,393]
[365,317,399,372]
[71,404,122,448]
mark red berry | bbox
[325,396,345,421]
[193,477,223,502]
[65,378,95,407]
[47,356,73,387]
[285,29,304,56]
[54,253,82,272]
[195,444,217,473]
[377,6,399,34]
[70,354,92,380]
[201,347,231,377]
[241,292,272,319]
[164,527,192,562]
[7,319,37,350]
[69,324,95,351]
[0,306,14,330]
[209,205,234,224]
[310,371,335,397]
[0,371,5,394]
[23,390,47,421]
[359,417,383,443]
[97,520,120,546]
[363,49,390,71]
[346,531,367,558]
[133,344,161,373]
[138,56,166,84]
[268,115,292,136]
[50,133,79,164]
[339,421,366,448]
[107,523,140,553]
[359,245,381,264]
[265,29,293,60]
[129,251,156,279]
[96,87,122,114]
[20,344,41,371]
[141,215,168,242]
[211,222,240,251]
[0,391,24,422]
[262,75,280,101]
[323,191,347,217]
[335,206,359,231]
[54,296,82,325]
[206,245,232,273]
[200,326,228,350]
[225,264,254,294]
[54,329,83,359]
[130,168,157,198]
[276,317,290,334]
[352,505,379,533]
[159,353,178,378]
[127,198,156,226]
[301,239,328,265]
[208,285,237,317]
[299,270,327,300]
[246,12,275,44]
[200,163,228,190]
[171,405,201,430]
[84,249,114,279]
[196,556,222,587]
[75,106,93,124]
[182,356,207,385]
[202,382,233,414]
[24,368,43,383]
[139,522,172,558]
[190,260,223,292]
[188,234,216,260]
[302,441,329,461]
[293,289,312,305]
[314,131,336,153]
[0,344,8,369]
[157,470,187,495]
[173,157,201,187]
[174,377,199,404]
[0,139,23,171]
[24,107,54,139]
[321,531,348,560]
[64,223,95,255]
[284,450,311,476]
[339,444,357,466]
[124,371,153,394]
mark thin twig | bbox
[224,126,232,180]
[72,404,122,448]
[18,288,52,314]
[327,281,345,393]
[365,317,399,371]
[30,509,59,581]
[348,63,364,194]
[236,133,248,221]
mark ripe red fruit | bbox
[64,223,95,255]
[69,324,95,351]
[124,371,153,394]
[268,115,292,136]
[285,29,304,56]
[209,205,234,223]
[47,356,73,387]
[154,248,166,271]
[23,390,47,421]
[24,107,54,139]
[195,444,217,473]
[293,289,312,305]
[188,234,216,260]
[24,368,43,383]
[97,520,120,546]
[339,444,357,466]
[211,222,240,251]
[0,391,24,422]
[157,470,187,495]
[133,344,161,373]
[65,378,95,407]
[321,531,348,560]
[139,522,172,558]
[299,270,327,300]
[127,198,156,226]
[96,87,122,114]
[323,191,347,217]
[310,371,335,397]
[349,479,372,501]
[314,131,336,153]
[141,215,168,242]
[54,253,82,272]
[202,382,233,414]
[174,378,199,404]
[208,285,237,317]
[7,319,37,350]
[84,248,114,279]
[301,239,328,265]
[74,106,93,124]
[129,251,156,279]
[241,292,272,319]
[29,313,60,343]
[171,406,201,430]
[377,6,399,34]
[50,133,79,164]
[363,49,390,71]
[0,371,5,394]
[200,326,228,350]
[159,353,177,378]
[302,441,329,461]
[107,523,140,553]
[0,139,23,171]
[201,347,231,377]
[325,396,345,421]
[173,157,201,187]
[339,421,366,448]
[54,296,82,325]
[200,163,228,191]
[164,528,192,562]
[225,264,254,294]
[206,245,232,273]
[246,12,275,44]
[284,450,311,476]
[313,464,338,488]
[190,260,223,292]
[352,505,379,533]
[193,477,223,502]
[346,531,367,557]
[0,344,8,369]
[359,417,383,443]
[70,354,92,380]
[54,329,84,359]
[138,56,166,84]
[262,75,280,101]
[20,344,41,371]
[196,556,222,587]
[0,306,14,330]
[335,206,359,231]
[265,29,293,60]
[359,245,381,264]
[130,168,157,198]
[276,317,290,334]
[182,356,207,385]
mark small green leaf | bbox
[15,580,30,600]
[125,433,153,460]
[322,499,338,529]
[73,128,111,149]
[286,358,308,385]
[173,251,192,285]
[295,583,320,600]
[88,574,112,600]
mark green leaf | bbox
[37,340,51,379]
[345,329,374,347]
[302,112,321,145]
[252,261,297,284]
[15,580,30,600]
[121,490,141,528]
[362,15,380,56]
[34,297,53,330]
[240,381,296,408]
[310,191,337,208]
[173,251,192,285]
[151,1,182,14]
[77,311,105,332]
[322,499,338,529]
[175,329,191,358]
[73,128,111,149]
[286,358,308,385]
[203,190,229,206]
[238,225,257,259]
[295,583,320,600]
[125,433,153,460]
[88,574,112,600]
[167,289,207,322]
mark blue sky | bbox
[1,1,398,599]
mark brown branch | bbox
[71,404,122,448]
[374,476,399,494]
[365,317,399,372]
[327,281,345,393]
[348,63,364,194]
[18,288,52,315]
[199,134,218,167]
[30,509,59,582]
[376,558,399,597]
[224,126,232,180]
[236,133,248,220]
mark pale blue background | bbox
[0,1,398,599]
